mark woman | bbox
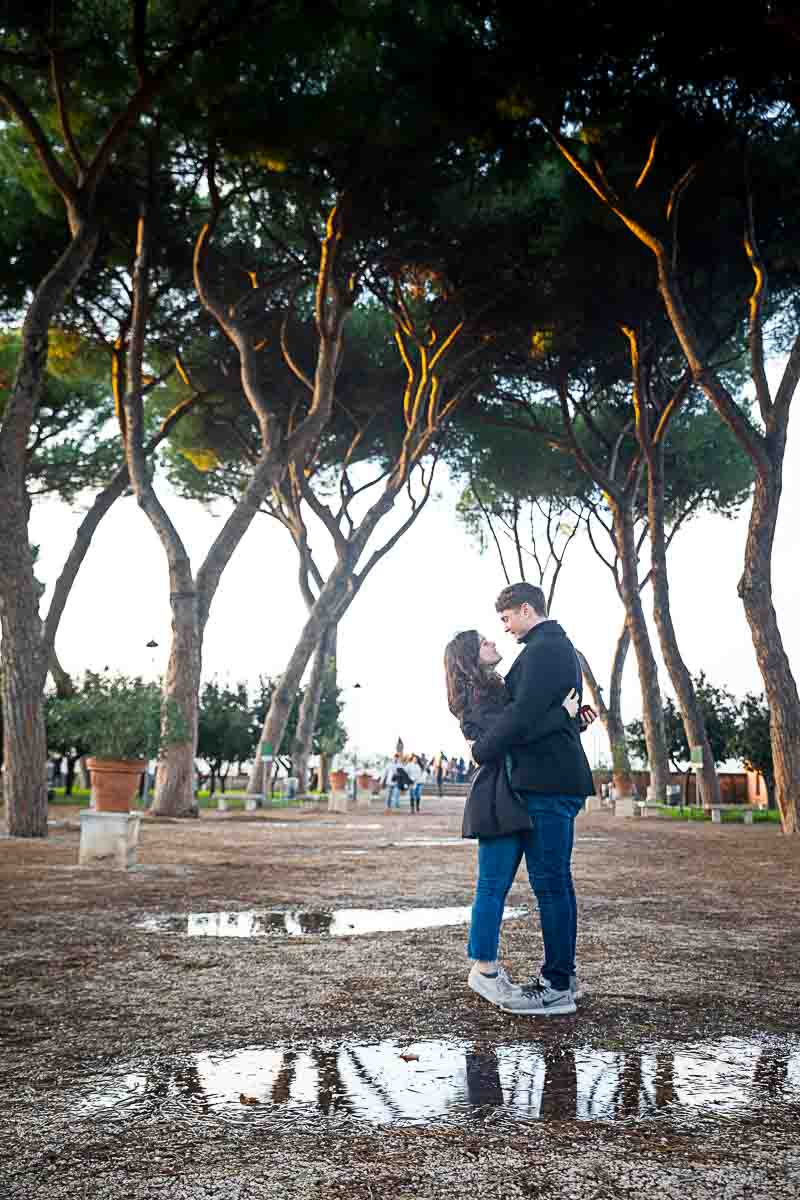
[444,629,579,1009]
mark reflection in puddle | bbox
[77,1035,800,1129]
[135,906,525,939]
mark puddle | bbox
[135,906,525,939]
[75,1035,800,1129]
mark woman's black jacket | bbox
[459,688,573,839]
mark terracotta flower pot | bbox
[329,769,348,791]
[87,757,147,813]
[357,772,372,790]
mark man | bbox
[470,582,594,1015]
[380,754,402,812]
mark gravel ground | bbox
[1,798,799,1199]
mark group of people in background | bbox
[379,750,475,812]
[380,753,426,812]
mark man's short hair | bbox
[495,582,547,616]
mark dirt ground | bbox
[1,797,799,1200]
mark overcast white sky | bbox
[29,405,799,770]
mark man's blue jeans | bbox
[467,793,582,992]
[384,784,401,809]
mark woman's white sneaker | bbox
[467,964,520,1007]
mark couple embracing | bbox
[444,581,595,1016]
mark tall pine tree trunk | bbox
[249,569,352,794]
[577,635,634,797]
[607,622,635,797]
[739,461,800,834]
[613,501,669,801]
[1,581,48,836]
[152,584,201,816]
[653,244,800,832]
[0,218,99,837]
[647,443,721,807]
[293,626,336,792]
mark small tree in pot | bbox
[47,672,179,812]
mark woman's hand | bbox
[562,687,580,719]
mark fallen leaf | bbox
[239,1093,258,1105]
[399,1052,419,1062]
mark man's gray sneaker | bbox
[508,973,583,1000]
[499,972,583,1001]
[499,974,576,1016]
[468,964,520,1008]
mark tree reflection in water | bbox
[313,1049,354,1116]
[81,1037,800,1127]
[464,1045,577,1120]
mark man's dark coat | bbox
[471,620,594,798]
[460,688,572,838]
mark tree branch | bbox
[0,79,79,209]
[50,49,86,176]
[743,189,772,426]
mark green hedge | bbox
[48,788,311,811]
[647,804,779,823]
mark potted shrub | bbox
[329,767,348,792]
[50,672,166,813]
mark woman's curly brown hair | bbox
[444,630,505,721]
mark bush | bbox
[47,671,180,761]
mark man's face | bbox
[499,603,534,641]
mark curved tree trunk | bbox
[613,501,669,802]
[607,621,634,797]
[0,220,99,837]
[48,650,75,699]
[738,462,800,834]
[152,586,201,816]
[1,591,49,836]
[249,569,352,794]
[577,637,634,798]
[647,443,721,807]
[293,625,336,793]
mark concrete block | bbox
[327,791,353,814]
[584,795,603,813]
[356,790,372,810]
[614,796,639,818]
[743,810,754,825]
[711,807,722,823]
[244,795,257,812]
[217,796,227,812]
[79,811,141,869]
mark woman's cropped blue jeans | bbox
[467,793,581,992]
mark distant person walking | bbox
[406,755,424,812]
[381,755,402,812]
[444,581,594,1017]
[435,754,446,797]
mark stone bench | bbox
[636,801,663,818]
[710,805,756,825]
